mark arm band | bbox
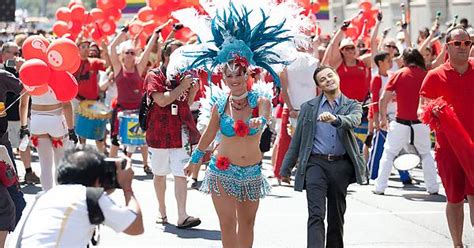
[190,148,205,164]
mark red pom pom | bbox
[421,97,449,131]
[234,120,250,137]
[216,156,230,171]
[233,54,250,68]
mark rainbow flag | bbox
[315,0,329,20]
[123,0,146,14]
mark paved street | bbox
[6,150,474,248]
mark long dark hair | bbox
[402,48,426,71]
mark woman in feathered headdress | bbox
[180,2,297,246]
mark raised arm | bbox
[322,24,346,67]
[370,12,383,68]
[109,31,128,76]
[137,20,171,75]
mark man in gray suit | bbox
[280,65,367,248]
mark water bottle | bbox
[19,136,29,152]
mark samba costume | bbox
[173,1,305,201]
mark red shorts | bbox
[436,148,474,203]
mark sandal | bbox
[177,216,201,229]
[156,216,168,225]
[143,165,152,174]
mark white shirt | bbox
[21,185,136,248]
[286,52,319,110]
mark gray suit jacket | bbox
[280,94,368,191]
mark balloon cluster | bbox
[19,36,80,101]
[344,0,379,40]
[298,0,321,16]
[131,0,202,46]
[53,0,126,43]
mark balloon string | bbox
[0,91,28,116]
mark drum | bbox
[393,144,421,171]
[119,110,146,146]
[75,100,111,140]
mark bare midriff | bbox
[31,103,62,112]
[215,133,263,167]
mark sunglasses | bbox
[447,40,472,48]
[385,44,397,49]
[124,51,136,55]
[343,46,355,51]
[79,44,90,49]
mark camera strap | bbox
[86,187,105,225]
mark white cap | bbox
[339,38,355,49]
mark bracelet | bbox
[21,125,28,130]
[259,116,268,128]
[190,148,205,164]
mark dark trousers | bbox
[305,155,354,248]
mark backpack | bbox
[139,68,164,131]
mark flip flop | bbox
[177,216,201,229]
[156,216,168,225]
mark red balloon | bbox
[27,84,49,96]
[90,8,105,22]
[112,0,127,9]
[46,38,80,71]
[311,2,321,13]
[97,0,114,10]
[62,33,77,41]
[142,21,157,36]
[53,21,69,37]
[138,6,154,22]
[48,71,78,102]
[147,0,166,10]
[136,32,148,48]
[100,19,117,36]
[68,1,79,9]
[70,4,86,22]
[22,35,50,61]
[129,22,143,36]
[359,0,372,11]
[56,7,71,22]
[68,20,83,34]
[344,26,358,38]
[66,58,81,74]
[19,59,51,87]
[104,8,121,21]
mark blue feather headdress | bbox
[184,3,294,87]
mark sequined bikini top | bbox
[216,90,263,137]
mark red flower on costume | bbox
[0,160,18,187]
[216,156,230,171]
[234,120,250,137]
[31,136,39,147]
[52,139,63,148]
[233,54,250,68]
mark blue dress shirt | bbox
[312,95,346,155]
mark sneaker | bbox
[402,178,417,185]
[428,192,439,195]
[24,171,40,184]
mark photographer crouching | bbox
[16,146,144,247]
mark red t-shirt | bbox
[74,58,106,100]
[145,69,200,149]
[385,65,427,121]
[420,59,474,144]
[337,59,371,102]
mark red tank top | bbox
[336,59,370,102]
[115,67,143,109]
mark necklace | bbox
[230,100,248,111]
[230,91,248,101]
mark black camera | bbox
[101,158,127,190]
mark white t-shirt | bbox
[286,52,319,110]
[20,185,136,248]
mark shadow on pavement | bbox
[163,225,221,240]
[21,184,42,195]
[403,193,447,203]
[134,174,154,181]
[266,194,292,199]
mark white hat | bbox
[339,38,355,49]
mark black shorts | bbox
[0,185,15,231]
